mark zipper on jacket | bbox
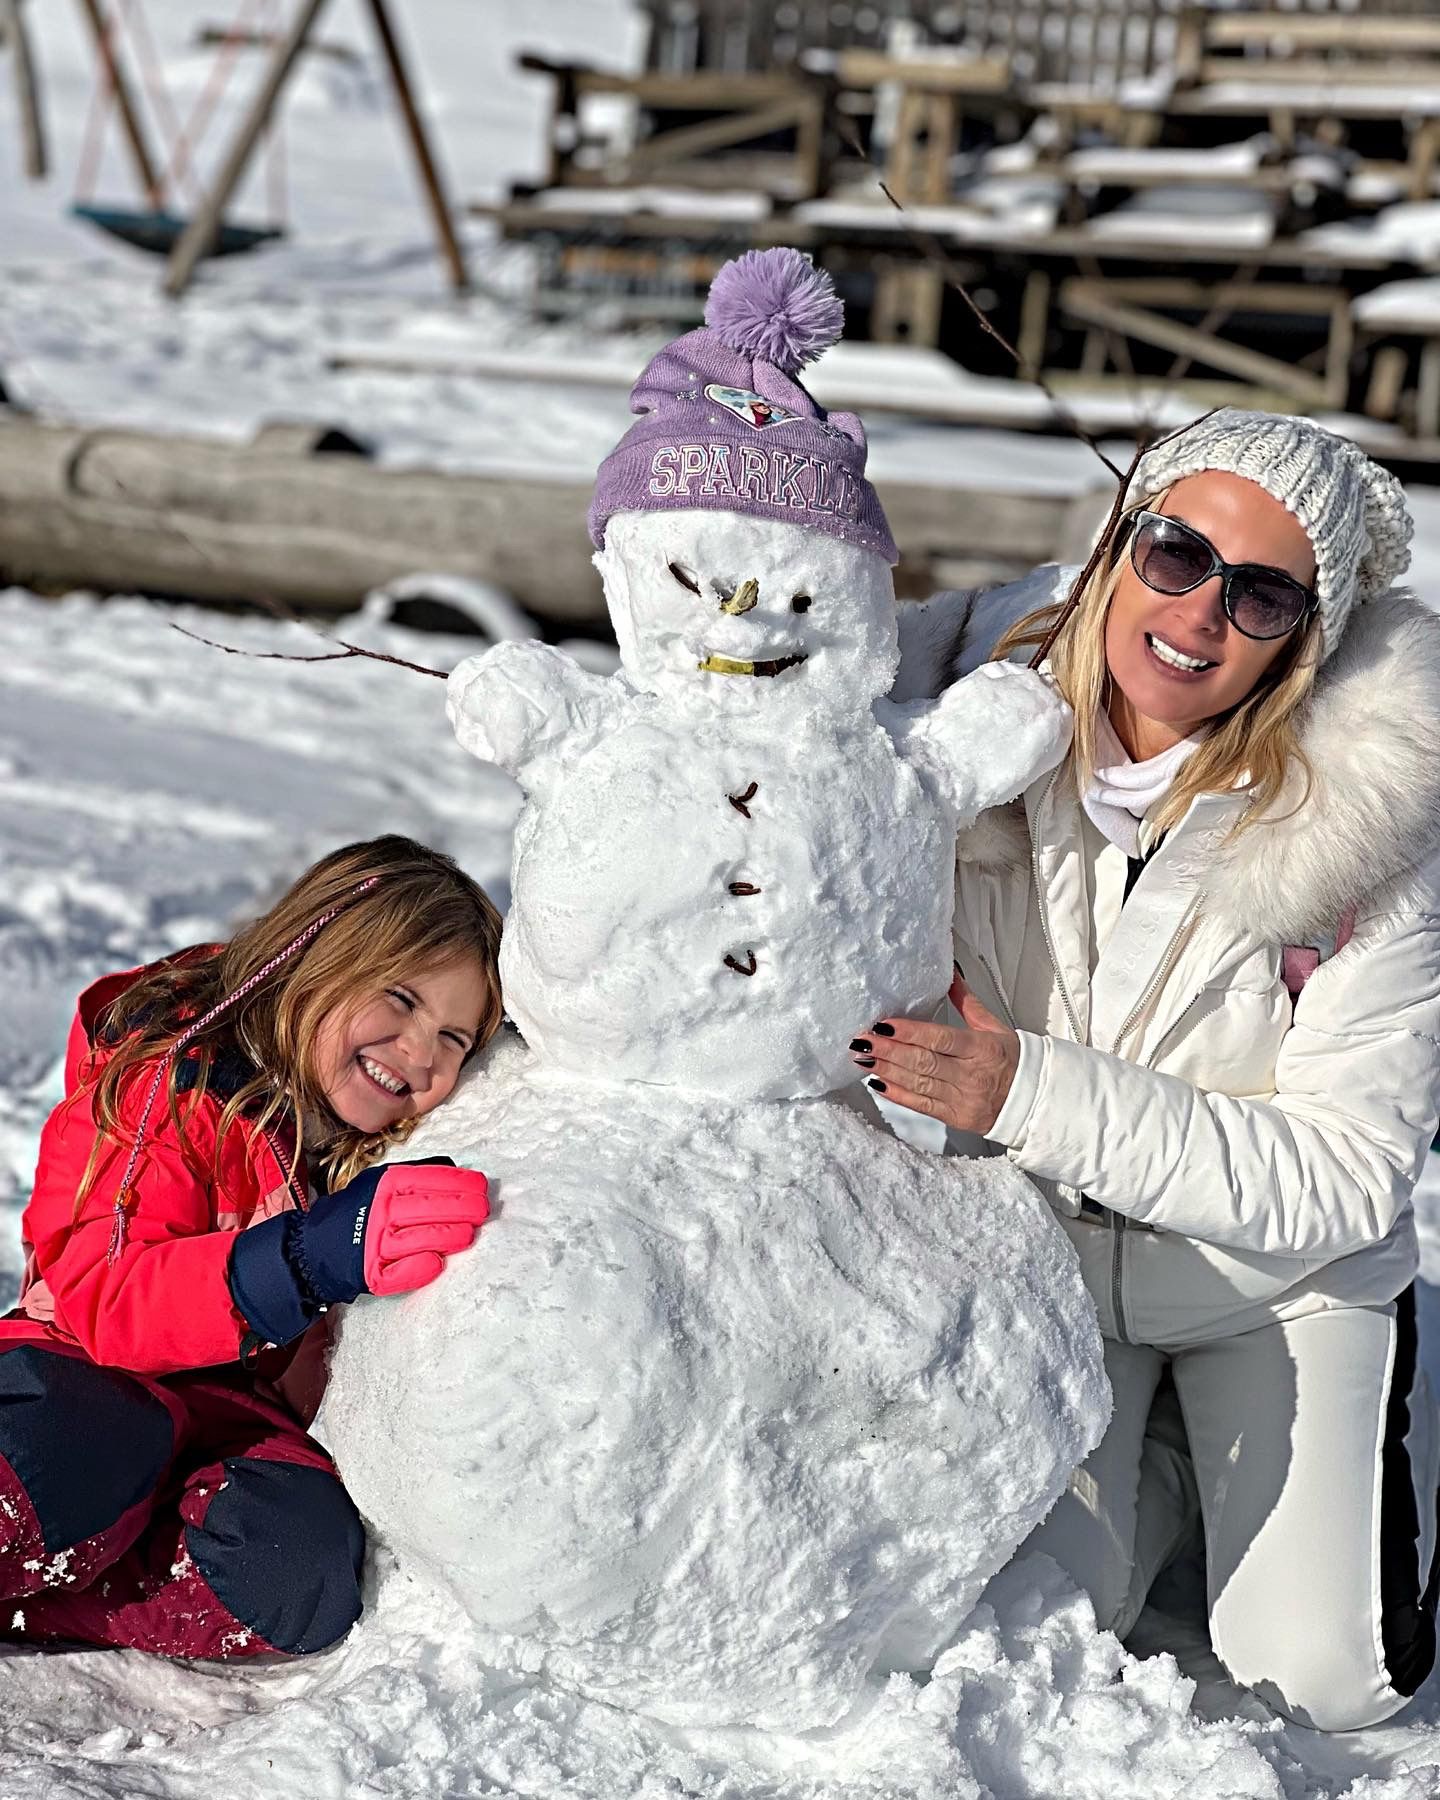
[1110,1214,1130,1343]
[1106,897,1203,1346]
[1108,896,1202,1059]
[1024,778,1202,1346]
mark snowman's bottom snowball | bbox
[318,1036,1107,1733]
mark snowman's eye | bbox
[667,561,702,596]
[791,594,812,614]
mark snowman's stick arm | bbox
[171,620,447,679]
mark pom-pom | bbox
[704,248,843,374]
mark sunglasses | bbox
[1127,511,1317,642]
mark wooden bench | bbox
[1168,12,1440,200]
[514,58,831,203]
[1177,11,1440,90]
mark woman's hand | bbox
[850,973,1020,1135]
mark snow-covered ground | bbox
[7,6,1440,1796]
[9,583,1440,1800]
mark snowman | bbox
[446,248,1071,1101]
[319,250,1106,1735]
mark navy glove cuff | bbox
[227,1212,318,1350]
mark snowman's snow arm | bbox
[876,662,1072,828]
[447,642,620,790]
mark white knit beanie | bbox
[1131,409,1412,658]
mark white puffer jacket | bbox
[899,568,1440,1346]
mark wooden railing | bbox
[643,0,1188,89]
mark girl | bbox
[0,834,502,1660]
[861,411,1440,1729]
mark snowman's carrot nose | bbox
[720,578,759,616]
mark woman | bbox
[860,410,1440,1730]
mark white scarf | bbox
[1081,711,1204,858]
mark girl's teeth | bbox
[1149,633,1213,672]
[360,1056,405,1095]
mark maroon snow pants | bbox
[0,1337,364,1658]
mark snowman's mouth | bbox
[697,651,808,679]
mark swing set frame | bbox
[73,0,469,298]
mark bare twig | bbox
[859,162,1126,483]
[829,119,1228,669]
[171,620,448,678]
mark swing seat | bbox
[70,203,283,259]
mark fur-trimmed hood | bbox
[900,568,1440,945]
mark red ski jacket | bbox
[7,957,311,1381]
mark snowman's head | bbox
[598,509,898,712]
[589,251,900,706]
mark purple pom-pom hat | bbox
[588,249,898,566]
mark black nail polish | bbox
[849,1037,871,1053]
[855,1056,875,1069]
[867,1077,887,1092]
[871,1022,895,1037]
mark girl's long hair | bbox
[993,487,1324,837]
[79,835,504,1205]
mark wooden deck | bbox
[480,4,1440,440]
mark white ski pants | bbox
[1024,1293,1440,1730]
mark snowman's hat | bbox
[588,248,897,566]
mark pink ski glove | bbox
[361,1164,491,1296]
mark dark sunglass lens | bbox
[1134,520,1213,593]
[1230,573,1309,639]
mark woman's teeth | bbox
[358,1054,407,1096]
[1147,632,1215,673]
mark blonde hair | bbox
[79,835,504,1207]
[993,488,1324,837]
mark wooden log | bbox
[0,416,603,621]
[0,416,1092,619]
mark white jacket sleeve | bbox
[993,887,1440,1259]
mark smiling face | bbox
[1101,471,1317,759]
[1103,471,1318,758]
[313,954,489,1135]
[597,510,898,711]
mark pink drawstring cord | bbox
[105,877,381,1263]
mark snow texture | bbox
[320,1031,1107,1730]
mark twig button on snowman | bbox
[448,248,1072,1105]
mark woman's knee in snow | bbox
[185,1457,366,1656]
[1213,1618,1425,1732]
